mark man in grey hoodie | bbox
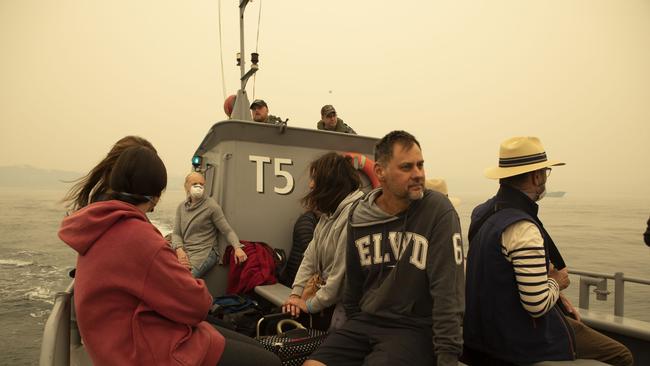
[305,131,465,366]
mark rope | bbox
[218,0,227,100]
[255,0,262,54]
[252,0,262,99]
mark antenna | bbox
[230,0,259,121]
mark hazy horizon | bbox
[2,1,649,198]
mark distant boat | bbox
[546,191,566,198]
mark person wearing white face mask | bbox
[172,172,247,278]
[463,136,632,366]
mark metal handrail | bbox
[569,270,650,286]
[568,269,650,317]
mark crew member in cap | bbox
[316,105,356,134]
[463,137,632,366]
[250,99,285,125]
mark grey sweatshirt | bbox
[291,190,364,312]
[343,188,465,366]
[171,197,241,270]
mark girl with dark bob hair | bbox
[59,145,280,366]
[283,152,364,330]
[62,135,156,211]
[107,145,167,206]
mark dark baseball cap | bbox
[250,99,267,109]
[321,104,336,116]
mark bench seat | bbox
[255,283,293,307]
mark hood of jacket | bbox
[322,189,365,222]
[349,187,404,227]
[59,200,153,255]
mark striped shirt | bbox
[501,220,559,318]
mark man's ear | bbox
[530,170,543,186]
[374,162,385,182]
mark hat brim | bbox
[484,160,565,179]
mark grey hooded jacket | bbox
[290,190,364,312]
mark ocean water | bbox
[0,188,185,365]
[0,188,648,365]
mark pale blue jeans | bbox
[191,248,218,278]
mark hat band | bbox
[499,152,547,167]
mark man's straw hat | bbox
[484,136,565,179]
[425,178,461,208]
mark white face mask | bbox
[534,170,547,202]
[189,184,204,199]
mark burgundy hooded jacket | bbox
[59,200,224,366]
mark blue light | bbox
[192,156,202,167]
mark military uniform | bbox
[316,118,356,134]
[264,115,285,125]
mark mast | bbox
[230,0,259,121]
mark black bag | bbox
[273,248,288,279]
[256,314,328,366]
[209,295,263,337]
[211,295,258,314]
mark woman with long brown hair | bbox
[62,136,155,211]
[59,145,281,366]
[282,152,364,330]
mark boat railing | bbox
[568,269,650,317]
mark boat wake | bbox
[150,219,173,237]
[0,257,68,306]
[25,286,55,305]
[0,258,34,267]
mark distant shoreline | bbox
[0,165,184,190]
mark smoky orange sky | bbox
[1,0,649,198]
